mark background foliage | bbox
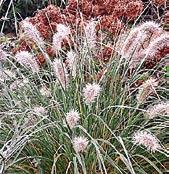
[0,0,65,33]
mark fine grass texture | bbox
[0,0,168,174]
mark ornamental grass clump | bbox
[0,1,168,174]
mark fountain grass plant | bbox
[0,45,168,173]
[0,2,168,174]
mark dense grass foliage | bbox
[0,0,168,173]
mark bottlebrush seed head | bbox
[133,130,161,152]
[139,21,162,37]
[73,136,88,153]
[52,24,71,52]
[120,21,162,60]
[84,20,97,49]
[83,83,101,104]
[52,33,63,51]
[53,59,69,89]
[136,78,158,104]
[66,109,80,129]
[15,51,40,73]
[120,27,142,58]
[33,106,47,115]
[22,20,44,48]
[146,102,169,119]
[145,34,169,61]
[57,24,71,36]
[66,50,77,78]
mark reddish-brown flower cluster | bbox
[14,0,144,65]
[23,4,85,40]
[96,46,114,63]
[98,15,125,35]
[20,0,143,40]
[125,1,144,20]
[162,11,169,31]
[152,0,166,6]
[12,39,33,54]
[67,0,143,33]
[28,5,63,39]
[67,0,143,19]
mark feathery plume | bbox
[52,24,71,52]
[125,1,143,20]
[66,109,80,129]
[146,102,169,119]
[73,136,88,153]
[145,34,169,67]
[120,27,141,58]
[22,20,44,48]
[84,20,97,49]
[66,50,77,77]
[52,34,63,51]
[53,59,69,89]
[119,21,163,68]
[139,21,162,38]
[15,51,40,73]
[33,106,47,115]
[136,78,158,104]
[132,130,161,152]
[57,23,71,36]
[83,83,101,104]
